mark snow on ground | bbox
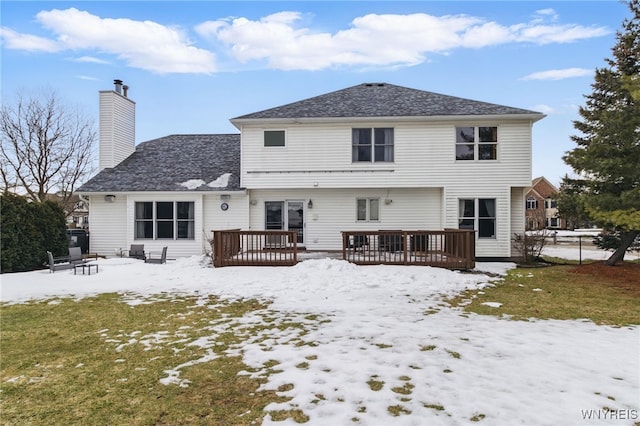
[1,245,638,425]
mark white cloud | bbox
[74,56,110,64]
[2,8,216,74]
[530,104,556,115]
[197,11,611,71]
[522,68,593,81]
[0,27,63,51]
[3,8,611,74]
[532,8,559,24]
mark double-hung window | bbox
[356,198,380,221]
[455,126,497,160]
[458,198,496,239]
[135,201,195,240]
[352,128,394,162]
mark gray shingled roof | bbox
[232,82,542,120]
[77,134,241,193]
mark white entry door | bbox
[265,200,305,245]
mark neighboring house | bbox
[77,81,545,259]
[43,193,89,229]
[525,176,565,230]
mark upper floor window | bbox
[459,198,496,239]
[264,130,285,147]
[545,198,557,209]
[356,198,380,221]
[135,201,195,240]
[352,128,394,162]
[526,197,538,209]
[455,126,497,161]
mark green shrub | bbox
[1,194,68,273]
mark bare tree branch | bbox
[0,88,96,211]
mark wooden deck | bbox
[341,230,475,269]
[211,230,298,267]
[212,229,475,269]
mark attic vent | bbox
[364,83,385,87]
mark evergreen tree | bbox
[563,0,640,265]
[556,174,593,230]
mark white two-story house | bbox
[78,81,544,260]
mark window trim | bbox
[352,128,394,163]
[134,201,195,240]
[356,198,380,222]
[264,130,286,147]
[455,126,498,161]
[458,198,497,239]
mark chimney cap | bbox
[113,79,123,94]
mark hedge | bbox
[1,194,69,273]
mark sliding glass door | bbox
[265,200,304,245]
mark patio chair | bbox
[69,247,88,265]
[145,247,167,264]
[128,244,146,260]
[347,235,369,252]
[47,248,87,273]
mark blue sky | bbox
[1,1,630,186]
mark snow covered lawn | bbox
[1,251,638,425]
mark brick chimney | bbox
[98,79,135,170]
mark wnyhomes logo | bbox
[581,408,638,421]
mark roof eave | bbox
[230,113,545,127]
[76,189,248,196]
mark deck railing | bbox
[341,229,475,269]
[211,229,298,267]
[212,229,475,269]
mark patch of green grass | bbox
[268,409,309,423]
[424,403,445,411]
[0,294,313,425]
[367,376,384,391]
[449,266,640,326]
[446,350,461,359]
[391,382,414,395]
[470,413,486,421]
[311,393,326,404]
[420,344,436,351]
[387,405,411,416]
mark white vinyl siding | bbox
[99,91,135,170]
[248,188,442,251]
[202,193,250,252]
[86,195,128,257]
[240,121,533,190]
[445,185,514,257]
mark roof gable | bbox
[77,134,241,193]
[232,82,544,121]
